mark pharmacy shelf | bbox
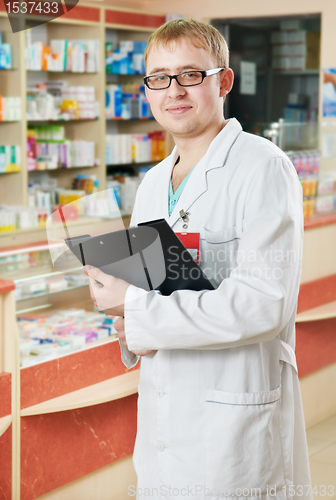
[15,267,82,284]
[21,369,139,416]
[29,165,97,171]
[0,213,132,248]
[0,6,167,496]
[16,282,87,302]
[296,300,336,323]
[0,4,171,220]
[27,118,99,123]
[107,161,156,167]
[27,70,99,75]
[272,70,320,76]
[107,73,145,77]
[0,168,21,174]
[0,415,12,437]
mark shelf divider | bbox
[296,300,336,323]
[0,415,12,437]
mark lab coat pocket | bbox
[201,227,242,286]
[205,387,285,497]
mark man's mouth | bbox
[166,105,192,114]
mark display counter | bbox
[0,213,140,500]
[0,276,139,500]
[295,214,336,430]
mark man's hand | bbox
[84,265,129,317]
[114,317,156,357]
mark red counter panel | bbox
[296,318,336,378]
[0,425,12,500]
[21,340,137,409]
[20,394,137,500]
[298,273,336,314]
[0,279,15,294]
[0,373,11,418]
[296,273,336,377]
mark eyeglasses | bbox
[143,68,225,90]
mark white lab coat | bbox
[121,118,312,500]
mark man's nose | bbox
[167,78,187,98]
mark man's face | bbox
[145,40,228,140]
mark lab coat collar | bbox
[203,117,243,172]
[167,118,243,227]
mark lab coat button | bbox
[157,442,166,452]
[156,389,164,398]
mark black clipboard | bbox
[138,218,214,294]
[64,218,214,295]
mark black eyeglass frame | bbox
[143,67,225,90]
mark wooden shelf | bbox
[27,70,99,74]
[27,118,99,123]
[296,300,336,322]
[106,117,154,121]
[0,168,21,174]
[272,70,319,76]
[29,165,96,172]
[304,212,336,230]
[21,369,139,416]
[0,415,12,437]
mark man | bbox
[85,19,312,500]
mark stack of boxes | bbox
[105,40,146,75]
[315,173,336,214]
[26,35,100,73]
[61,85,98,120]
[27,125,95,170]
[271,20,320,71]
[105,131,166,165]
[287,150,320,218]
[0,205,39,231]
[18,309,116,367]
[27,83,99,121]
[0,96,21,121]
[0,145,21,173]
[105,83,152,119]
[0,31,12,69]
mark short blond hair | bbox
[144,18,229,71]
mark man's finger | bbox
[84,265,107,286]
[114,316,125,331]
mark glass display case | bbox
[263,119,319,150]
[0,240,118,368]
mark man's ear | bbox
[219,68,234,98]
